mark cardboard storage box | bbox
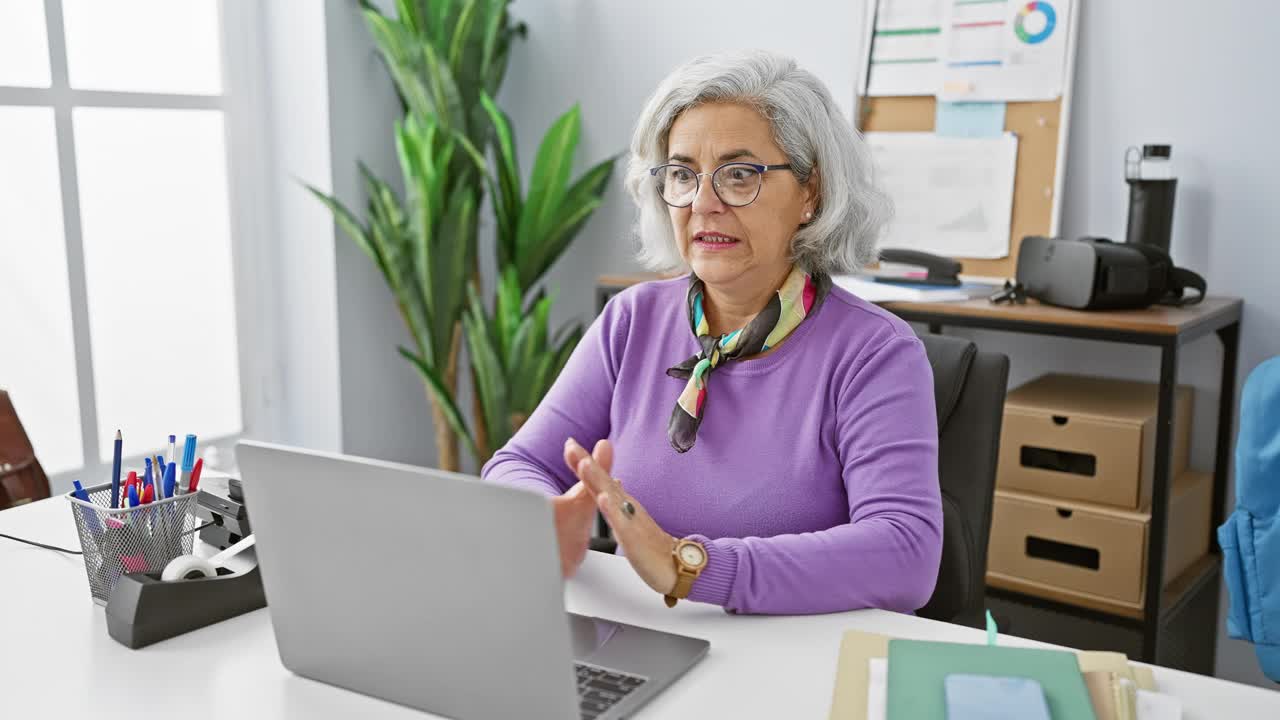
[986,470,1212,619]
[997,374,1193,510]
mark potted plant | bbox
[311,0,615,470]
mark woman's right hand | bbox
[552,439,612,577]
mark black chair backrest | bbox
[915,334,1010,623]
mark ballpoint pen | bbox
[129,484,140,508]
[168,435,177,472]
[163,462,176,500]
[179,435,197,495]
[110,430,123,509]
[144,457,153,493]
[72,480,103,534]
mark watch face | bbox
[679,542,707,568]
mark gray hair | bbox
[624,49,891,275]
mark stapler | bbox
[874,248,963,287]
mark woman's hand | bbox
[567,439,678,596]
[552,439,613,578]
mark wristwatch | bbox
[664,537,708,608]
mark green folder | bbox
[886,639,1097,720]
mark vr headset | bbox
[1009,236,1206,311]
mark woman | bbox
[482,49,942,615]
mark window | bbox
[0,1,263,487]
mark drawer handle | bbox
[1026,536,1100,570]
[1020,445,1097,476]
[1056,508,1073,518]
[1052,415,1069,426]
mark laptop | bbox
[236,440,709,720]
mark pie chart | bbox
[1014,1,1057,45]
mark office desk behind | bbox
[3,498,1278,718]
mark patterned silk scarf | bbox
[666,267,831,453]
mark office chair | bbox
[915,334,1009,624]
[590,334,1009,626]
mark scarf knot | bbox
[665,268,829,453]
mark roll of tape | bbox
[161,555,218,582]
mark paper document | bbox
[866,658,888,720]
[865,0,947,96]
[1136,689,1182,720]
[832,275,995,304]
[939,0,1073,101]
[866,132,1018,259]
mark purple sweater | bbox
[481,276,942,615]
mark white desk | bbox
[2,498,1277,719]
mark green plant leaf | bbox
[392,0,427,36]
[557,156,616,224]
[479,93,522,268]
[427,43,468,132]
[464,288,512,454]
[433,182,477,369]
[399,346,477,459]
[520,197,602,290]
[494,265,522,363]
[365,10,435,120]
[306,186,385,280]
[479,0,507,95]
[516,105,580,263]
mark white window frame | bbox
[0,0,280,491]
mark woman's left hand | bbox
[567,439,678,596]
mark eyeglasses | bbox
[648,161,793,208]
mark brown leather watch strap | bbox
[664,569,698,608]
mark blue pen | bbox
[110,429,122,509]
[72,480,103,534]
[163,462,177,500]
[179,434,197,495]
[129,484,140,508]
[168,435,177,471]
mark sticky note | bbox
[935,101,1006,138]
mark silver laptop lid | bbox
[237,440,579,720]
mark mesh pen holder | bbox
[66,482,200,604]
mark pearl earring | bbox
[804,211,812,220]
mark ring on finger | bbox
[621,499,636,517]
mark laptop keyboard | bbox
[575,662,647,719]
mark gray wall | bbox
[323,0,439,468]
[255,0,438,467]
[495,0,1280,686]
[257,0,343,452]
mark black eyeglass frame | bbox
[648,161,794,208]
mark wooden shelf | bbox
[883,296,1242,338]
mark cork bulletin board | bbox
[854,2,1081,281]
[859,97,1065,279]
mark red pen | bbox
[188,458,204,493]
[140,484,155,504]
